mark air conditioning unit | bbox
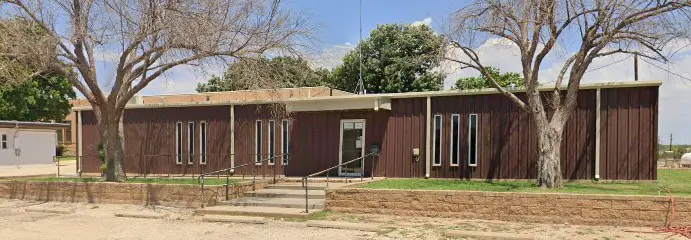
[128,95,144,105]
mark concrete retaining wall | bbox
[0,179,269,207]
[325,188,691,227]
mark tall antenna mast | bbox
[355,0,366,94]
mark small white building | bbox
[0,121,69,165]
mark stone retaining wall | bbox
[0,179,270,207]
[325,188,691,227]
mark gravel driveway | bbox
[0,199,373,240]
[0,198,685,240]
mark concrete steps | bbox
[218,197,324,209]
[196,182,327,219]
[243,188,326,199]
[196,205,311,218]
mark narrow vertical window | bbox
[175,122,182,164]
[255,120,262,165]
[1,134,7,149]
[282,119,289,165]
[433,115,442,166]
[450,114,460,166]
[188,122,195,164]
[468,114,478,167]
[268,120,275,165]
[56,130,64,143]
[64,121,72,143]
[200,121,207,165]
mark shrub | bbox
[56,145,66,156]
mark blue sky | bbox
[283,0,467,47]
[90,0,690,144]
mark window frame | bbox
[255,120,262,165]
[199,121,207,165]
[281,119,289,165]
[175,122,182,164]
[268,120,275,165]
[468,114,479,167]
[187,122,195,165]
[432,114,443,166]
[1,134,7,149]
[450,114,460,166]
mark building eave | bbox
[71,80,661,111]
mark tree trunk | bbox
[534,118,564,188]
[99,111,127,182]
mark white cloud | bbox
[93,48,121,63]
[441,38,691,143]
[411,17,433,26]
[139,63,226,95]
[307,43,356,70]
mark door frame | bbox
[338,119,366,177]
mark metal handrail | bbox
[301,152,376,213]
[199,153,289,207]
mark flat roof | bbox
[0,121,70,129]
[72,80,661,111]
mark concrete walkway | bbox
[0,161,76,178]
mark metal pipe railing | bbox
[301,152,375,213]
[198,153,289,207]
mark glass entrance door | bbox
[339,119,365,176]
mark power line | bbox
[585,55,632,73]
[640,58,691,83]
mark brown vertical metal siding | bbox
[80,106,231,175]
[429,90,597,180]
[232,105,287,177]
[287,110,389,177]
[376,98,426,178]
[599,86,658,180]
[78,85,658,180]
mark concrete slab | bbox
[202,215,266,224]
[25,207,75,214]
[306,220,380,232]
[0,161,76,178]
[444,230,535,240]
[114,212,169,219]
[195,206,311,218]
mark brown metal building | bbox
[72,81,660,180]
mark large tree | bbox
[0,18,60,89]
[1,0,310,182]
[446,0,691,188]
[332,24,445,93]
[0,72,76,121]
[196,56,328,92]
[453,67,524,90]
[0,18,75,121]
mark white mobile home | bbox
[0,121,69,165]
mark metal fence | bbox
[55,153,290,178]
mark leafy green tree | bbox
[332,24,445,93]
[0,71,76,122]
[0,18,75,122]
[197,57,329,92]
[453,67,524,90]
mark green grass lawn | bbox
[360,169,691,196]
[12,177,242,186]
[56,156,77,162]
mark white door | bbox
[339,119,365,176]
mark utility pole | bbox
[669,133,673,151]
[634,53,639,81]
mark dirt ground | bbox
[0,199,686,240]
[0,161,76,178]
